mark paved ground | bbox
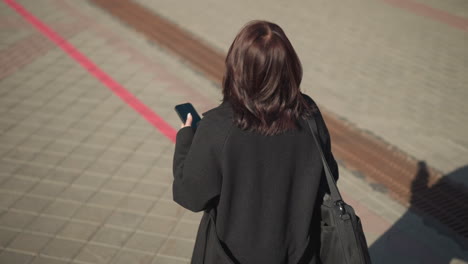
[135,0,468,181]
[0,0,467,263]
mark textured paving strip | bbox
[91,0,468,242]
[0,0,466,263]
[133,0,468,175]
[383,0,468,31]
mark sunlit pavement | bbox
[0,0,467,263]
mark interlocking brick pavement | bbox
[0,0,467,263]
[134,0,468,179]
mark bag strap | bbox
[305,116,343,203]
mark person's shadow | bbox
[369,162,468,264]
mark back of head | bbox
[222,20,315,136]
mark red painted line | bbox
[4,0,177,142]
[383,0,468,32]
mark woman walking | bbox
[173,20,339,264]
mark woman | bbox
[173,20,339,264]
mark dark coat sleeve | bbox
[172,116,223,212]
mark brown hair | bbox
[222,20,315,136]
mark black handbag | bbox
[306,117,372,264]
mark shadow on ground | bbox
[369,163,468,263]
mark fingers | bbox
[181,113,193,128]
[185,113,193,126]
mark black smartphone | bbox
[175,103,202,129]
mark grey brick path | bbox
[135,0,468,179]
[0,0,467,263]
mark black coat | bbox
[173,93,339,264]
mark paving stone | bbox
[0,210,36,229]
[74,243,117,264]
[57,156,94,172]
[91,226,132,247]
[149,200,185,219]
[0,176,37,193]
[25,215,67,234]
[83,134,117,148]
[105,210,143,229]
[0,228,18,248]
[111,249,154,264]
[3,148,37,163]
[158,238,194,260]
[131,182,169,200]
[152,255,189,264]
[70,120,101,133]
[138,215,178,236]
[8,232,51,253]
[117,195,155,214]
[123,232,166,254]
[113,163,149,180]
[42,237,84,260]
[0,250,34,264]
[30,152,66,167]
[72,173,107,189]
[57,186,96,203]
[33,126,64,139]
[161,187,174,200]
[111,138,143,152]
[0,133,29,147]
[42,141,77,155]
[0,191,21,209]
[11,195,52,213]
[101,178,135,193]
[87,191,125,208]
[153,155,173,171]
[30,255,70,264]
[0,145,13,158]
[73,204,113,224]
[29,181,67,198]
[44,168,82,184]
[125,153,159,167]
[54,129,90,142]
[42,200,81,218]
[93,125,127,137]
[58,221,99,241]
[134,140,170,155]
[85,160,121,175]
[71,144,105,158]
[122,126,153,138]
[181,211,203,223]
[171,221,199,240]
[0,160,23,174]
[18,137,55,151]
[141,167,172,185]
[98,149,132,164]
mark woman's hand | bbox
[181,113,193,128]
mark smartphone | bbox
[175,103,202,129]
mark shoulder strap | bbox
[305,117,343,202]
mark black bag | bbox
[306,117,372,264]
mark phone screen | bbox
[174,103,202,129]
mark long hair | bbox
[222,20,315,136]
